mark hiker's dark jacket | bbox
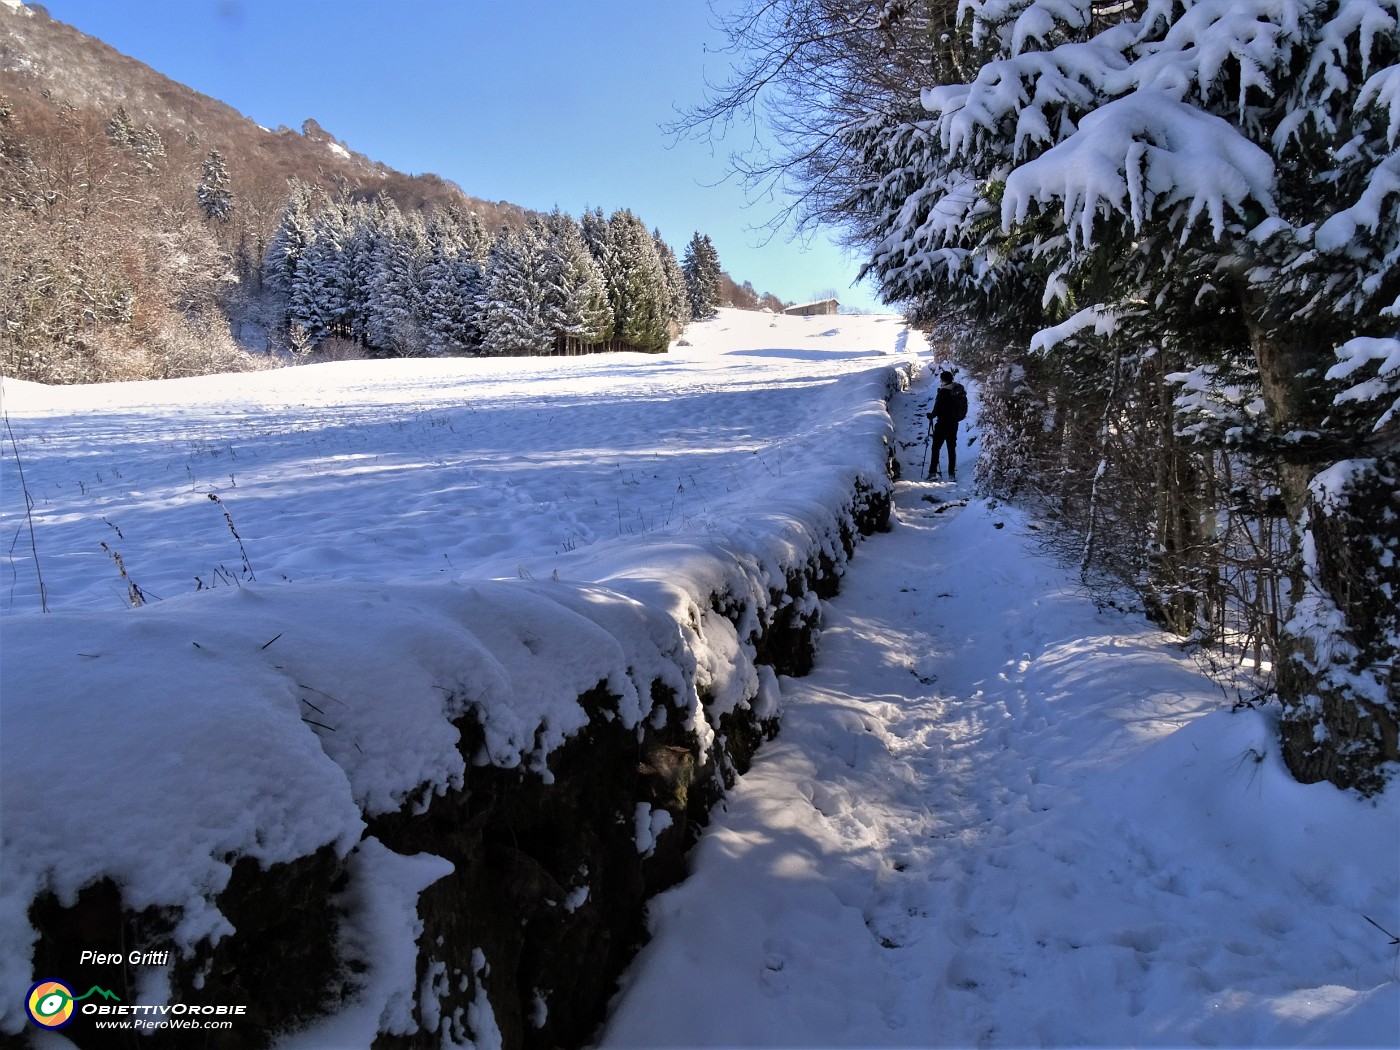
[929,383,966,429]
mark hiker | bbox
[925,370,968,481]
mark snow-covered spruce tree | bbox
[365,205,429,357]
[196,149,233,222]
[288,195,357,348]
[330,199,364,347]
[340,193,395,349]
[603,209,671,353]
[479,224,553,356]
[261,180,317,302]
[682,231,722,319]
[419,207,489,356]
[105,105,135,150]
[653,228,693,337]
[580,205,611,264]
[852,0,1399,791]
[132,124,165,172]
[541,210,613,354]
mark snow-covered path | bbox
[598,373,1400,1048]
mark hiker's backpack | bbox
[947,382,968,422]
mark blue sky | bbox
[37,0,886,312]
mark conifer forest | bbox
[0,90,751,378]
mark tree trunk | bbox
[1241,292,1320,518]
[1080,348,1121,581]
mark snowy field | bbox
[1,311,916,612]
[3,309,1397,1048]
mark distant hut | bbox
[782,298,840,317]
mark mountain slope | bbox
[0,1,791,383]
[0,0,528,226]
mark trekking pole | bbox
[921,415,932,476]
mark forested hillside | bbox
[687,0,1399,793]
[0,1,785,382]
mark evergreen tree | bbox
[603,210,671,353]
[480,225,552,356]
[133,125,165,171]
[540,211,613,354]
[455,208,492,264]
[453,209,493,352]
[420,209,457,262]
[342,194,393,347]
[653,229,692,335]
[101,107,163,171]
[580,206,610,264]
[421,208,488,356]
[366,206,428,356]
[196,150,233,222]
[262,181,317,302]
[418,209,462,356]
[289,197,354,346]
[682,232,721,319]
[105,106,135,150]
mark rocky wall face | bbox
[14,433,897,1050]
[20,849,346,1050]
[366,687,708,1050]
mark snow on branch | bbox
[1359,62,1400,147]
[1166,364,1268,441]
[1002,91,1276,247]
[1029,304,1117,352]
[1272,3,1399,149]
[868,169,989,293]
[1315,152,1400,252]
[1306,0,1398,106]
[1118,1,1303,115]
[922,29,1134,158]
[1328,336,1400,431]
[907,174,987,246]
[1008,0,1092,56]
[960,0,1107,54]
